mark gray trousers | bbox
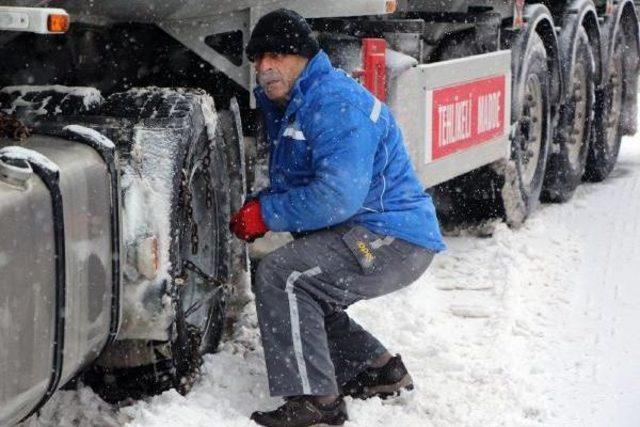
[253,225,435,397]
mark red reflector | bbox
[362,38,387,102]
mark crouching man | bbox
[229,8,446,427]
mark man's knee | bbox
[253,250,290,297]
[324,308,349,332]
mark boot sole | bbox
[358,373,414,399]
[315,412,348,426]
[253,413,347,427]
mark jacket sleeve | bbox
[259,95,378,232]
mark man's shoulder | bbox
[307,69,357,98]
[302,69,378,121]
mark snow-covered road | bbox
[32,136,640,427]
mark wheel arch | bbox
[512,4,562,120]
[560,0,603,87]
[606,0,640,61]
[607,0,640,135]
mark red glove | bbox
[229,199,269,242]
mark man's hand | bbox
[229,199,269,242]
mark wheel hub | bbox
[517,74,543,190]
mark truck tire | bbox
[119,88,230,393]
[584,30,625,181]
[542,27,595,202]
[499,32,551,224]
[174,108,231,361]
[216,107,251,304]
[217,108,246,224]
[171,161,227,395]
[72,88,232,401]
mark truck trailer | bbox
[1,0,638,424]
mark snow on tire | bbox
[79,87,232,401]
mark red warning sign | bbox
[432,75,506,160]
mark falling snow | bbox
[29,133,640,427]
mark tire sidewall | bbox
[177,118,230,357]
[587,31,625,181]
[544,27,595,201]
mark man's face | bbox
[254,53,308,105]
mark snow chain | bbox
[180,259,226,289]
[173,323,202,396]
[202,141,214,211]
[171,260,225,394]
[180,169,199,255]
[180,140,216,255]
[0,113,30,140]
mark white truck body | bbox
[389,50,512,187]
[0,1,514,188]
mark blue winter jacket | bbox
[256,51,446,252]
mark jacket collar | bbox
[254,51,333,119]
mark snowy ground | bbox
[30,136,640,426]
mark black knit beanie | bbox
[245,8,320,61]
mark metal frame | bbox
[157,0,392,94]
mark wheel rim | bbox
[567,61,588,168]
[517,73,544,191]
[605,47,623,152]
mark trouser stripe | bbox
[370,98,382,122]
[285,266,322,395]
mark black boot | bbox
[250,396,348,427]
[341,354,414,400]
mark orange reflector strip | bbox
[385,0,397,14]
[47,13,69,33]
